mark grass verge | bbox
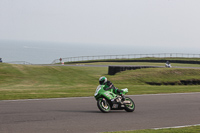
[103,125,200,133]
[0,63,200,100]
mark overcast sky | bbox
[0,0,200,49]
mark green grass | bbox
[104,125,200,133]
[0,63,107,100]
[0,63,200,100]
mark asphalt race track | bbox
[1,93,200,133]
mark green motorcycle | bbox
[94,85,135,113]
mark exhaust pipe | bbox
[123,101,131,104]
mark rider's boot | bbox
[121,94,125,101]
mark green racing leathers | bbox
[103,81,124,98]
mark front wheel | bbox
[124,97,135,112]
[97,98,111,113]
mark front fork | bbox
[101,98,109,109]
[102,98,107,105]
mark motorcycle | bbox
[94,85,135,113]
[165,63,172,68]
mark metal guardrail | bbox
[51,53,200,64]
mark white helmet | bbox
[99,76,107,85]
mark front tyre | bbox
[124,97,135,112]
[97,99,111,113]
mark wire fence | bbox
[51,53,200,64]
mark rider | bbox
[99,76,125,101]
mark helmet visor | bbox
[99,80,104,85]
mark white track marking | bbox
[153,124,200,130]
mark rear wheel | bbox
[124,97,135,112]
[97,98,111,113]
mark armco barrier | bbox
[51,53,200,64]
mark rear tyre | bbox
[97,99,111,113]
[124,97,135,112]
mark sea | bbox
[0,40,199,64]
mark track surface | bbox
[1,93,200,133]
